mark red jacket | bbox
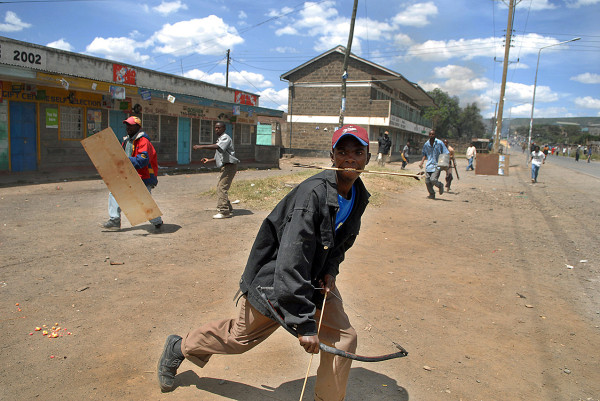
[122,131,159,187]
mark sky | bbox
[1,0,599,120]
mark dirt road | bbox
[1,152,599,400]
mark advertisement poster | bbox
[46,108,58,128]
[234,91,257,106]
[113,64,136,85]
[110,85,126,100]
[87,109,102,135]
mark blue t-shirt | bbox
[335,185,356,231]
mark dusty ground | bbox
[1,152,599,401]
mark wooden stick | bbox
[293,163,421,180]
[298,293,328,401]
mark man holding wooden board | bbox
[101,116,163,230]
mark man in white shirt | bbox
[466,143,476,171]
[529,145,546,183]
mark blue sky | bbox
[1,0,599,119]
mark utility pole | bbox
[338,0,359,127]
[225,49,230,88]
[494,0,515,153]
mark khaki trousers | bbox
[216,163,237,214]
[182,288,357,401]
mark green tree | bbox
[457,103,486,139]
[422,88,460,138]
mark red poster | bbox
[234,91,257,106]
[113,64,137,85]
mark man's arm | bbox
[129,138,150,169]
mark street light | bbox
[527,37,580,149]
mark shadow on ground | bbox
[173,367,409,401]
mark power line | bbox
[228,63,285,108]
[149,0,331,68]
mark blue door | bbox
[177,117,191,165]
[9,102,37,172]
[109,110,128,140]
[225,123,233,139]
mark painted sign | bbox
[112,64,136,85]
[2,82,103,107]
[46,108,58,128]
[234,91,257,106]
[0,41,47,69]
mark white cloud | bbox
[392,2,438,27]
[271,1,395,53]
[256,87,289,111]
[528,0,557,10]
[229,70,273,88]
[418,65,490,104]
[184,68,272,89]
[574,96,600,109]
[405,33,566,62]
[394,33,413,48]
[153,1,188,16]
[276,26,298,36]
[46,39,73,52]
[238,11,247,19]
[566,0,600,7]
[487,82,558,105]
[505,103,532,117]
[571,72,600,84]
[152,16,244,56]
[273,46,298,53]
[268,7,294,18]
[0,11,31,32]
[531,106,573,118]
[184,69,225,85]
[86,37,150,64]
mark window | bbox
[142,114,160,142]
[235,124,253,145]
[200,119,213,143]
[60,106,84,139]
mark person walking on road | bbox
[419,129,449,199]
[575,145,581,162]
[466,142,476,171]
[529,145,546,183]
[443,139,456,191]
[157,125,372,400]
[193,122,239,219]
[377,131,392,166]
[587,146,593,163]
[401,141,410,169]
[101,116,163,230]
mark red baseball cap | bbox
[332,125,369,149]
[123,116,141,126]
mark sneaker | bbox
[157,335,184,392]
[438,185,444,195]
[531,179,535,183]
[213,213,231,219]
[154,223,163,230]
[427,194,436,200]
[101,219,121,230]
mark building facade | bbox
[281,46,435,157]
[0,36,283,173]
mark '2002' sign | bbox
[0,42,47,69]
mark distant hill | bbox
[503,117,600,128]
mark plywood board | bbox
[81,128,162,226]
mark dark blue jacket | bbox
[240,169,370,336]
